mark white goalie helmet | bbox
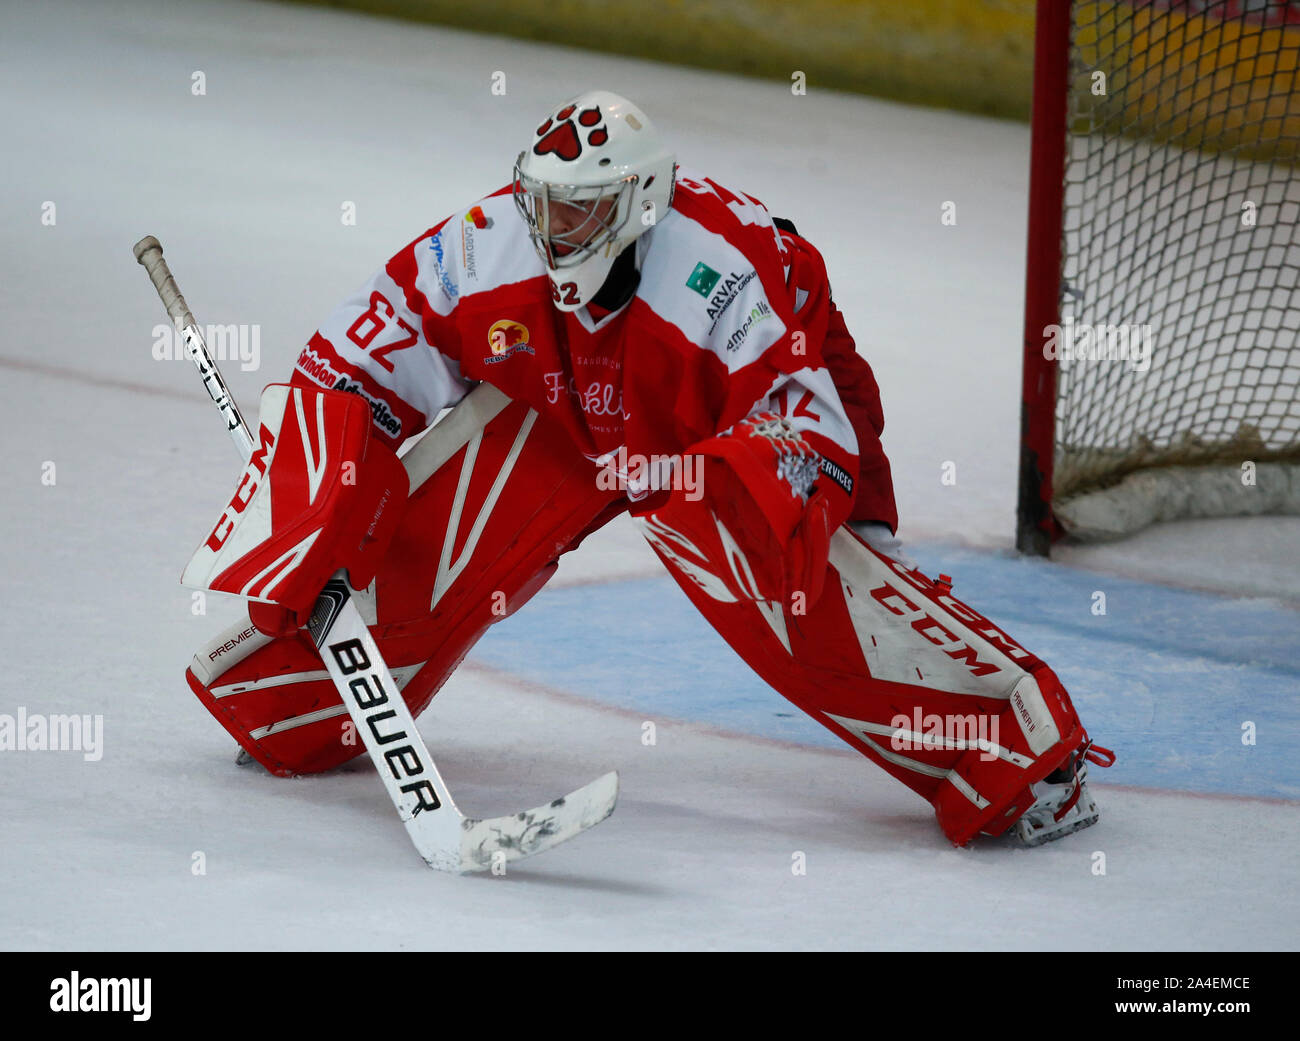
[513,90,676,312]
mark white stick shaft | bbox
[306,578,466,867]
[133,236,254,459]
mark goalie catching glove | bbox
[181,383,410,634]
[638,411,848,609]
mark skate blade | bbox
[1014,795,1100,847]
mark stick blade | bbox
[451,771,619,873]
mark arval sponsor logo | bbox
[686,261,720,297]
[50,972,150,1021]
[699,267,757,331]
[484,319,534,364]
[686,259,759,328]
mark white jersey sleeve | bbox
[292,224,475,447]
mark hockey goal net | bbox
[1018,0,1300,552]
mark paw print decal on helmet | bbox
[533,104,608,161]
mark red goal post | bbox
[1017,0,1300,555]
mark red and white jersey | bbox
[291,167,861,514]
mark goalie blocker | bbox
[182,382,409,632]
[185,381,1107,845]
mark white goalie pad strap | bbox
[242,661,429,738]
[944,771,991,810]
[211,667,330,699]
[211,660,426,700]
[826,713,1036,769]
[842,725,992,810]
[249,704,349,740]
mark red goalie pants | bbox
[188,393,1087,845]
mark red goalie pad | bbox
[181,384,409,621]
[185,393,624,776]
[636,506,1094,846]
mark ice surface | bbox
[1,0,1295,950]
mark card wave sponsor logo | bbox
[294,346,403,438]
[465,205,493,229]
[723,300,772,352]
[484,319,534,364]
[462,219,480,281]
[427,232,459,302]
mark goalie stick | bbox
[132,235,618,873]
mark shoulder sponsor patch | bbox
[723,300,773,352]
[703,268,758,332]
[686,261,721,297]
[427,232,459,302]
[294,345,403,438]
[484,319,534,364]
[818,456,854,497]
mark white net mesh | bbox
[1055,1,1300,502]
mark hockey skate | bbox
[1013,742,1111,846]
